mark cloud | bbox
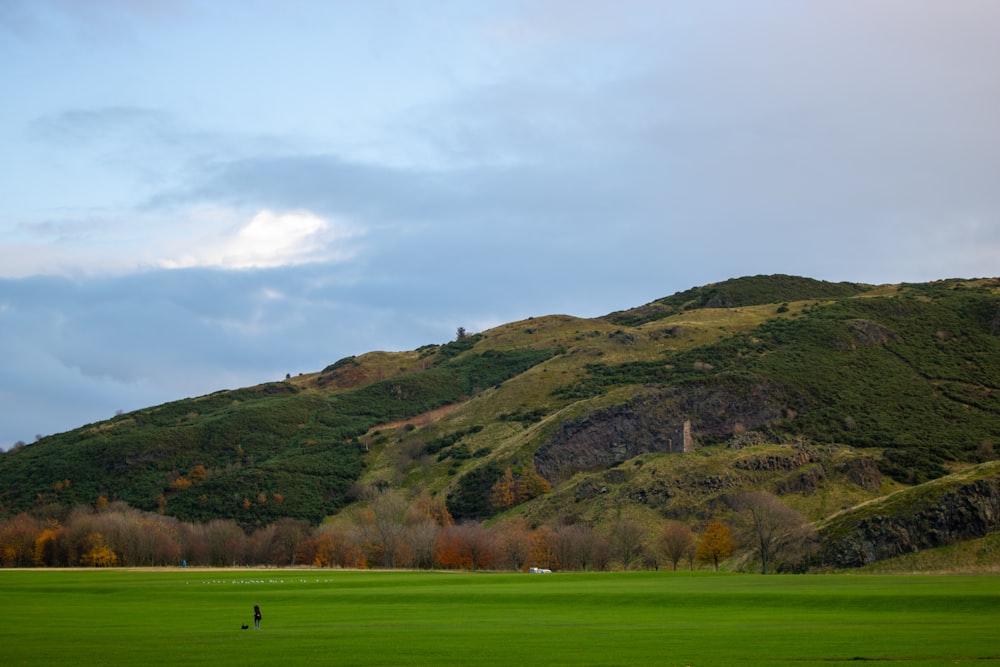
[0,265,466,447]
[159,209,359,270]
[0,206,360,278]
[3,0,999,448]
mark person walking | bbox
[253,604,262,630]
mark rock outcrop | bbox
[534,378,792,482]
[533,395,691,482]
[818,475,1000,568]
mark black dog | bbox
[241,624,249,630]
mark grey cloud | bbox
[0,266,466,446]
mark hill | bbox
[1,274,998,568]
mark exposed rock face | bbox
[534,379,791,482]
[533,395,691,482]
[734,451,813,472]
[775,465,826,495]
[672,379,791,440]
[819,477,1000,568]
[836,456,882,492]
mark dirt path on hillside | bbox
[365,402,468,435]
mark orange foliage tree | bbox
[490,465,552,511]
[528,524,557,570]
[434,524,494,570]
[696,521,735,571]
[490,468,517,510]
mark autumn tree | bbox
[411,488,454,527]
[696,521,735,571]
[491,467,517,510]
[528,524,557,570]
[516,464,551,503]
[494,516,533,571]
[33,525,66,567]
[309,516,366,568]
[434,523,494,570]
[80,533,118,567]
[491,465,552,512]
[306,528,348,568]
[433,525,465,569]
[349,487,413,568]
[734,491,816,574]
[0,513,44,567]
[462,523,495,570]
[87,502,180,566]
[660,521,695,571]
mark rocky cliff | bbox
[533,378,791,483]
[818,467,1000,568]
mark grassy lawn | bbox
[2,569,998,666]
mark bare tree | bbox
[201,519,247,566]
[271,518,310,566]
[734,491,815,574]
[367,488,409,568]
[660,521,694,571]
[551,523,598,571]
[403,519,439,569]
[606,513,645,571]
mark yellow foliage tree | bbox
[32,528,61,566]
[81,534,118,567]
[517,464,551,502]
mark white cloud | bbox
[0,206,360,278]
[160,209,357,270]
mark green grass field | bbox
[2,569,998,666]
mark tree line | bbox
[0,489,814,573]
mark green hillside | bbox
[0,342,554,525]
[1,275,998,568]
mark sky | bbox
[1,0,998,448]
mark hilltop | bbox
[1,274,998,569]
